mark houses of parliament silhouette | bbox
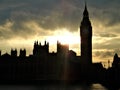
[0,3,120,86]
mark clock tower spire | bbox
[80,3,92,68]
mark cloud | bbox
[98,33,117,37]
[93,36,120,50]
[94,50,114,58]
[0,0,119,36]
[0,0,118,34]
[89,0,120,27]
[0,19,54,40]
[0,0,84,33]
[93,48,120,62]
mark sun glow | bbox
[47,28,80,45]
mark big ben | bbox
[80,4,92,68]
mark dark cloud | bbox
[98,10,120,27]
[0,20,34,39]
[89,0,120,27]
[0,0,119,36]
[0,0,83,32]
[0,0,83,40]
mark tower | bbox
[33,40,49,56]
[19,49,26,57]
[57,41,69,56]
[80,4,92,67]
[11,49,17,57]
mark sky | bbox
[0,0,120,65]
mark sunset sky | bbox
[0,0,120,64]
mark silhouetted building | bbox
[33,40,49,57]
[0,3,97,82]
[112,53,120,67]
[80,3,93,79]
[1,3,119,86]
[0,50,1,56]
[11,49,17,57]
[19,49,26,57]
[57,41,69,56]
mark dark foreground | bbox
[0,80,119,90]
[0,82,107,90]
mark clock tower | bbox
[80,4,92,68]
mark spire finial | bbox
[83,0,89,17]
